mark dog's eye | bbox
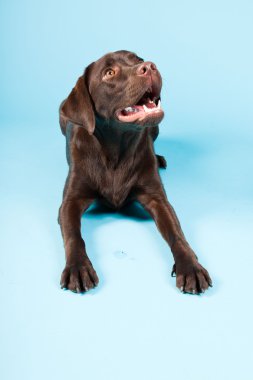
[105,68,115,78]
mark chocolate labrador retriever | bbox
[58,50,212,294]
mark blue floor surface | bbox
[1,121,252,380]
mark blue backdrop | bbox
[1,1,253,379]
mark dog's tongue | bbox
[139,102,156,109]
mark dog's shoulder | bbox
[64,122,100,166]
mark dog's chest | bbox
[75,127,153,208]
[90,158,139,208]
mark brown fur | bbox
[58,50,212,294]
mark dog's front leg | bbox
[137,189,212,294]
[59,197,99,293]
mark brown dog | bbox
[58,50,212,294]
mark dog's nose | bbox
[137,61,157,76]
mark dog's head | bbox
[60,50,164,135]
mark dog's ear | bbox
[59,65,95,135]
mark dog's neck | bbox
[93,115,154,165]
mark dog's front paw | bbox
[60,259,99,293]
[171,258,212,294]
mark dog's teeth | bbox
[143,104,149,112]
[158,100,161,109]
[125,107,133,112]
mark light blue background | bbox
[1,1,253,379]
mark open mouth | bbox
[116,89,164,123]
